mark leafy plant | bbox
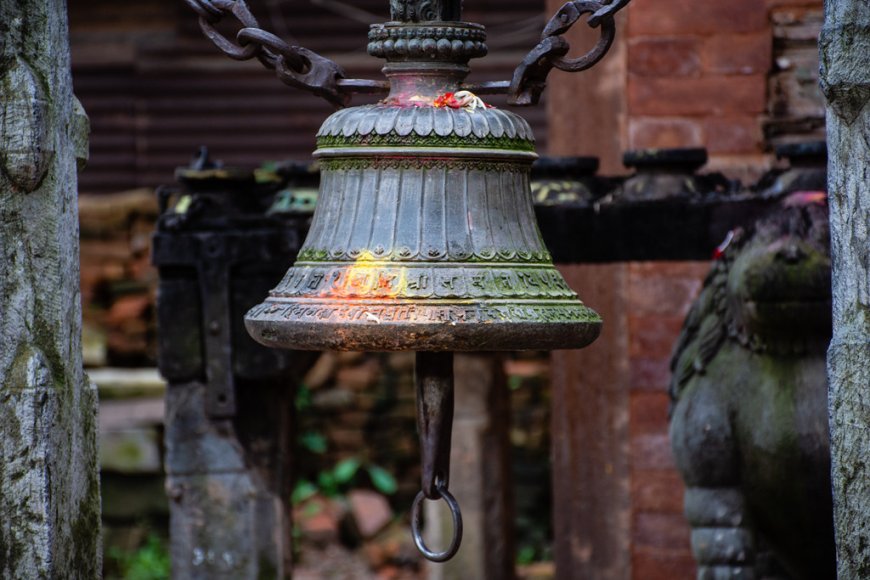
[106,533,170,580]
[300,431,327,454]
[516,545,537,566]
[295,384,313,411]
[293,381,398,503]
[366,464,398,495]
[291,480,319,505]
[291,457,398,504]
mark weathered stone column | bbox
[820,4,870,577]
[0,0,101,577]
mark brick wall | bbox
[551,262,710,579]
[627,0,771,162]
[626,262,709,579]
[549,0,825,181]
[626,0,824,179]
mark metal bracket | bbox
[197,233,237,418]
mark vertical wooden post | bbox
[0,0,101,576]
[551,265,631,579]
[426,354,516,580]
[820,4,870,575]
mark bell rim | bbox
[244,299,601,352]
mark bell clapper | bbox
[411,351,463,562]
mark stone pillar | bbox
[426,354,516,580]
[820,4,870,576]
[0,0,101,576]
[163,380,295,579]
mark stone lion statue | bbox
[669,192,835,579]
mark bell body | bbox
[245,22,601,351]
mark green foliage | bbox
[300,431,327,454]
[515,540,553,566]
[516,545,537,566]
[333,457,362,484]
[291,457,398,503]
[293,382,398,503]
[366,464,398,495]
[317,468,339,496]
[291,480,318,505]
[106,533,170,580]
[295,384,313,411]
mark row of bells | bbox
[244,103,602,353]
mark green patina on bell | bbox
[245,14,601,352]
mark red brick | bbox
[628,277,703,318]
[705,116,763,154]
[632,469,686,513]
[106,294,151,325]
[702,32,773,75]
[294,495,343,545]
[331,429,367,449]
[335,359,381,390]
[629,0,769,36]
[628,117,704,149]
[630,262,712,279]
[628,75,767,116]
[633,549,696,580]
[633,512,692,550]
[628,314,685,359]
[630,357,672,391]
[627,262,707,317]
[348,490,393,539]
[631,433,677,470]
[629,37,701,77]
[630,392,670,435]
[503,358,549,379]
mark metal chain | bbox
[182,0,350,107]
[542,0,617,73]
[507,0,627,105]
[182,0,628,107]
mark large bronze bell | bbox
[186,0,630,562]
[244,105,601,351]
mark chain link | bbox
[182,0,350,107]
[507,0,626,105]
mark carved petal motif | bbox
[0,58,53,192]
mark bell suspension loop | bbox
[411,351,463,562]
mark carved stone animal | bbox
[669,193,835,579]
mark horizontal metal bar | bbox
[461,80,511,95]
[337,78,390,93]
